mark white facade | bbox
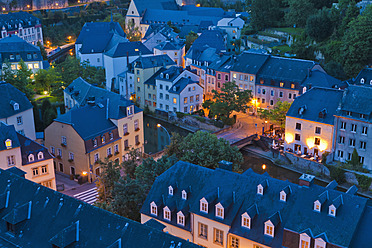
[154,46,185,67]
[0,108,36,140]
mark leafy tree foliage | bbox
[250,0,283,30]
[125,21,141,42]
[96,159,122,203]
[324,61,347,80]
[185,31,198,51]
[122,148,143,179]
[286,0,316,27]
[166,131,243,170]
[2,60,34,99]
[258,101,291,129]
[306,9,333,42]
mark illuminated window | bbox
[5,139,12,149]
[173,98,177,104]
[215,203,224,218]
[280,82,284,87]
[200,198,208,213]
[291,83,295,89]
[314,200,321,212]
[163,207,171,221]
[150,202,157,216]
[177,211,185,226]
[241,213,250,228]
[28,64,33,69]
[34,63,39,69]
[264,223,274,237]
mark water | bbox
[143,115,192,154]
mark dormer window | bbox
[257,185,263,195]
[101,135,105,144]
[150,201,157,216]
[215,203,224,219]
[182,190,187,200]
[13,103,19,111]
[280,191,286,202]
[361,78,365,84]
[160,73,164,78]
[177,211,185,226]
[314,200,321,212]
[166,74,169,79]
[5,139,12,149]
[28,154,34,162]
[241,213,251,229]
[93,139,97,147]
[37,152,43,160]
[127,106,134,116]
[299,233,311,248]
[314,238,326,248]
[109,132,113,140]
[173,86,176,91]
[329,205,336,217]
[168,186,173,196]
[200,198,208,213]
[264,221,274,237]
[163,206,171,221]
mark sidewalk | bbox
[55,171,82,192]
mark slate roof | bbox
[154,40,185,51]
[185,30,226,61]
[0,167,201,248]
[207,54,232,73]
[258,56,316,83]
[0,81,33,119]
[338,85,372,117]
[156,66,183,82]
[0,35,42,63]
[142,24,179,41]
[76,21,127,54]
[0,12,41,32]
[104,41,152,58]
[131,54,176,69]
[0,123,20,151]
[231,52,270,75]
[144,67,167,86]
[132,0,179,16]
[353,68,372,87]
[286,87,344,125]
[168,77,199,94]
[301,69,342,89]
[142,161,371,248]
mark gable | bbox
[127,0,140,17]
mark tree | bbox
[324,61,347,80]
[286,0,316,27]
[250,0,282,30]
[125,21,141,42]
[209,81,252,122]
[306,9,333,42]
[168,131,243,170]
[231,39,242,54]
[164,132,184,158]
[347,148,363,170]
[185,31,198,51]
[122,148,143,179]
[258,101,291,129]
[2,60,34,99]
[37,41,48,60]
[96,159,121,203]
[341,5,372,77]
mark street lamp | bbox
[82,170,106,201]
[157,124,171,143]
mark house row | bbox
[141,161,371,248]
[284,80,372,169]
[45,78,144,179]
[0,166,201,247]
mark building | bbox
[216,17,244,52]
[155,66,202,114]
[75,20,127,67]
[50,78,144,178]
[154,40,185,67]
[103,41,152,92]
[141,161,372,248]
[130,54,176,110]
[32,0,68,10]
[142,24,179,51]
[284,87,344,157]
[0,166,202,248]
[0,12,43,45]
[0,81,36,140]
[351,67,372,87]
[333,85,372,170]
[0,122,55,190]
[0,35,45,75]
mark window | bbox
[279,92,283,97]
[28,64,33,70]
[280,191,286,201]
[315,127,321,134]
[150,202,157,216]
[135,135,139,145]
[200,198,208,213]
[123,124,128,135]
[241,214,250,228]
[28,154,34,162]
[32,167,39,177]
[295,134,301,141]
[262,89,266,95]
[224,74,228,81]
[16,116,23,125]
[107,147,112,157]
[329,205,336,217]
[280,82,284,87]
[165,94,169,100]
[199,223,208,239]
[124,139,129,150]
[359,156,365,164]
[257,185,263,195]
[134,120,139,131]
[314,201,321,212]
[50,146,55,155]
[349,138,355,147]
[57,148,62,157]
[101,135,105,144]
[214,228,224,245]
[270,90,274,96]
[196,95,200,102]
[59,163,64,172]
[184,107,187,113]
[360,141,366,150]
[148,93,151,99]
[351,124,357,133]
[300,240,309,248]
[69,152,74,161]
[160,93,163,99]
[7,156,15,166]
[250,76,254,82]
[6,222,15,234]
[177,212,185,226]
[184,97,187,104]
[217,73,221,79]
[163,207,171,221]
[258,88,261,94]
[182,190,187,200]
[168,186,173,195]
[337,150,344,158]
[293,94,297,99]
[94,153,99,162]
[61,136,66,145]
[340,122,346,130]
[270,100,274,106]
[159,84,163,90]
[41,165,48,174]
[41,180,52,188]
[166,86,169,90]
[264,223,274,237]
[360,114,365,119]
[314,138,320,146]
[173,98,177,104]
[346,111,352,116]
[262,99,265,104]
[291,83,295,89]
[114,144,119,153]
[38,152,43,160]
[362,126,368,135]
[109,132,114,140]
[288,93,292,99]
[215,203,224,218]
[347,153,352,160]
[127,106,133,116]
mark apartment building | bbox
[0,81,36,140]
[0,123,55,189]
[154,40,185,67]
[141,161,371,248]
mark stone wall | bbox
[285,152,330,176]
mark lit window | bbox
[34,63,39,69]
[329,205,336,217]
[299,233,311,248]
[163,207,171,221]
[314,201,321,212]
[177,211,185,226]
[241,214,250,228]
[280,191,286,201]
[230,237,239,248]
[280,82,284,87]
[150,202,157,216]
[101,135,105,144]
[215,203,224,219]
[173,98,177,104]
[264,222,274,237]
[257,185,263,195]
[5,139,12,149]
[200,198,208,213]
[291,83,295,89]
[28,64,33,69]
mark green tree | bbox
[122,148,143,179]
[96,159,121,203]
[185,31,198,51]
[125,21,141,42]
[258,101,291,129]
[286,0,316,27]
[2,60,34,99]
[347,148,363,170]
[172,131,243,170]
[103,13,126,31]
[164,132,184,158]
[324,61,346,80]
[250,0,282,30]
[37,41,48,60]
[306,9,333,42]
[210,81,252,122]
[341,5,372,77]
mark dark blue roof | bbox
[132,0,179,15]
[0,35,42,63]
[0,12,41,32]
[168,77,199,94]
[350,205,372,247]
[0,81,33,119]
[353,68,372,87]
[185,30,226,61]
[338,85,372,117]
[231,52,270,75]
[144,67,167,86]
[155,66,183,81]
[0,167,201,248]
[0,123,20,151]
[104,41,152,58]
[302,70,342,89]
[286,87,344,125]
[18,131,53,166]
[154,40,185,51]
[142,162,369,247]
[131,54,176,69]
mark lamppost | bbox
[157,124,171,143]
[82,171,106,201]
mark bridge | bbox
[231,134,270,151]
[48,43,75,63]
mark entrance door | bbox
[70,167,75,175]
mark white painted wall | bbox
[0,108,36,140]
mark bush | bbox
[176,112,187,118]
[356,174,372,191]
[327,165,346,184]
[213,120,224,128]
[194,116,206,123]
[223,117,236,126]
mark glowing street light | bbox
[2,7,5,11]
[157,124,171,143]
[262,164,266,170]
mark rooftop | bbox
[0,81,33,119]
[0,35,42,63]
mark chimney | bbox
[106,98,109,120]
[218,160,232,171]
[299,174,315,187]
[217,187,220,198]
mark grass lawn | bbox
[270,27,304,36]
[272,45,292,53]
